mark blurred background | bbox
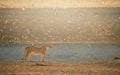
[0,0,120,45]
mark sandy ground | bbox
[0,60,120,75]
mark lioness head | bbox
[45,44,52,50]
[48,44,52,48]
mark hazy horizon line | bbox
[0,6,120,8]
[0,7,120,9]
[0,41,120,45]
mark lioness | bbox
[22,45,52,62]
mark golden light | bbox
[0,0,120,8]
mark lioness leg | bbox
[25,51,31,61]
[42,55,45,62]
[41,54,45,62]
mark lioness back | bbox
[26,46,46,55]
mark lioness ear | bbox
[47,44,52,46]
[48,44,52,48]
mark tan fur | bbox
[23,45,52,62]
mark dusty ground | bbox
[0,60,120,75]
